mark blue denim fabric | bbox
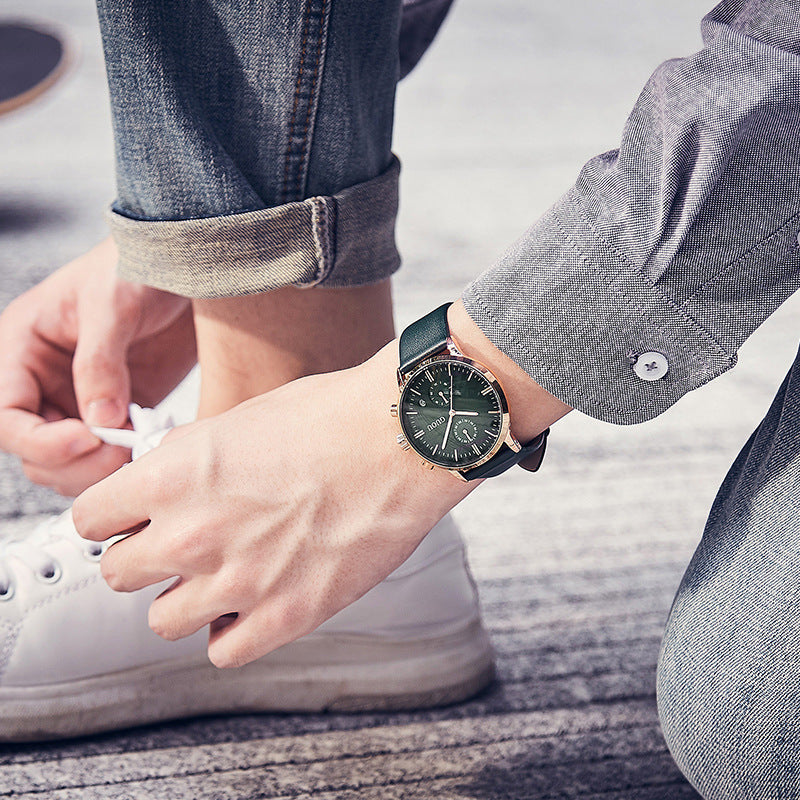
[95,0,453,295]
[658,344,800,799]
[96,0,402,217]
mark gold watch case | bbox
[390,341,521,481]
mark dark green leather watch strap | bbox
[461,428,549,481]
[398,302,451,375]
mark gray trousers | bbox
[658,345,800,799]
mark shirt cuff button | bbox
[633,351,669,381]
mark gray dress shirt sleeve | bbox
[461,0,800,424]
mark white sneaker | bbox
[0,405,494,741]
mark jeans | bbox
[658,343,800,799]
[95,0,453,297]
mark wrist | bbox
[446,300,572,442]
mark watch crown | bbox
[396,434,411,451]
[390,404,398,417]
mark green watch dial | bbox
[399,358,504,469]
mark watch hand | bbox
[452,411,479,416]
[440,366,455,449]
[441,413,454,449]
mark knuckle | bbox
[208,644,244,670]
[111,283,143,323]
[72,351,106,380]
[167,526,205,563]
[100,554,124,591]
[1,294,34,329]
[271,600,316,642]
[147,465,177,505]
[48,439,79,467]
[148,605,178,641]
[21,461,47,486]
[70,495,93,537]
[272,604,301,637]
[213,567,245,601]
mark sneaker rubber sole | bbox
[0,619,494,742]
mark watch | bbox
[390,303,549,481]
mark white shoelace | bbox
[0,404,174,600]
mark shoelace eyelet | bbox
[36,562,62,584]
[0,583,14,602]
[83,544,103,562]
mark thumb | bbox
[73,311,133,428]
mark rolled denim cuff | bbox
[107,156,401,298]
[461,190,736,425]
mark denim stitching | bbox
[299,0,328,189]
[281,0,330,204]
[307,197,334,285]
[281,4,313,203]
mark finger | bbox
[207,605,309,669]
[100,527,175,592]
[21,442,132,496]
[73,303,133,428]
[0,410,101,465]
[73,455,156,541]
[207,610,272,668]
[148,578,234,641]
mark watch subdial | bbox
[426,378,451,407]
[453,418,478,445]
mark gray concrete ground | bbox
[0,0,796,797]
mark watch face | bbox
[399,358,505,469]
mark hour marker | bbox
[480,386,492,395]
[406,410,418,415]
[454,450,459,461]
[432,444,438,455]
[414,430,425,439]
[425,369,434,381]
[466,372,472,381]
[410,388,421,395]
[472,443,480,456]
[489,410,500,414]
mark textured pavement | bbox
[1,0,798,797]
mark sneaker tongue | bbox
[89,404,174,460]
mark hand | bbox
[73,342,475,668]
[0,237,196,495]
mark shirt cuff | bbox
[461,190,736,425]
